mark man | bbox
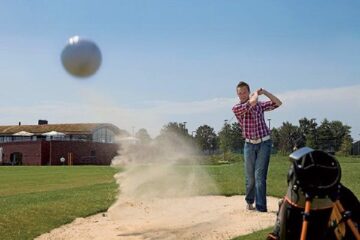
[232,81,282,212]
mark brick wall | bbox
[0,141,43,165]
[47,141,119,165]
[0,141,119,166]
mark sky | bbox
[0,0,359,140]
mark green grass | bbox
[0,154,358,240]
[199,154,291,197]
[336,156,360,196]
[0,166,120,240]
[197,154,359,198]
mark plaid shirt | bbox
[232,101,278,140]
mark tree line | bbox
[132,117,356,156]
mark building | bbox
[352,140,360,155]
[0,121,124,166]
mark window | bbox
[92,128,115,143]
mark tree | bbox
[328,120,352,152]
[337,136,353,156]
[135,128,152,144]
[277,122,301,154]
[270,127,280,153]
[155,122,196,153]
[159,122,190,138]
[299,117,318,149]
[217,122,244,154]
[317,119,335,152]
[229,122,244,152]
[316,119,352,153]
[194,125,218,154]
[218,121,232,154]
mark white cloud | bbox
[1,85,359,140]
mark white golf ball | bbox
[61,36,102,78]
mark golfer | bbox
[232,81,282,212]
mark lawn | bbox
[0,154,358,240]
[0,166,119,240]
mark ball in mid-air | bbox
[61,36,102,78]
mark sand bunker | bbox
[36,195,278,240]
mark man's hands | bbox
[256,88,266,95]
[249,90,259,106]
[249,88,264,106]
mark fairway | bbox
[0,155,359,240]
[0,166,119,240]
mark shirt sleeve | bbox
[260,101,279,112]
[232,102,251,117]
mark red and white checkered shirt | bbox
[232,101,278,140]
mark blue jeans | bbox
[244,139,272,212]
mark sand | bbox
[36,195,279,240]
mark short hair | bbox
[237,81,250,92]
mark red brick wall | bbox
[0,141,43,165]
[0,141,119,166]
[47,141,119,165]
[41,141,50,165]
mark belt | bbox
[245,135,270,144]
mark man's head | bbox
[236,81,250,103]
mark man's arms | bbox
[250,88,282,107]
[260,88,282,107]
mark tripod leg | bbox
[335,201,360,240]
[331,202,346,238]
[300,199,312,240]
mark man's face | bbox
[237,86,250,103]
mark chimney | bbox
[38,120,48,125]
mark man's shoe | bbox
[246,203,255,210]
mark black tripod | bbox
[268,147,359,240]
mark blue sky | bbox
[0,1,359,139]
